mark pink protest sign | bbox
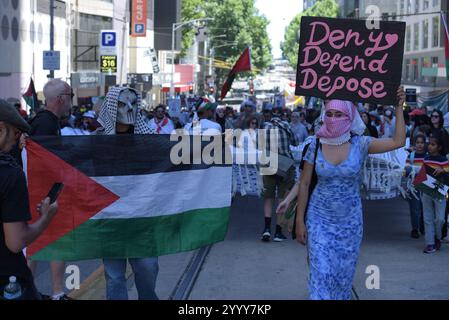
[295,17,406,105]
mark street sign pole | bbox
[49,0,55,79]
[119,0,128,86]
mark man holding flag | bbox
[96,86,159,300]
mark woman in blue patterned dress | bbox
[295,87,406,300]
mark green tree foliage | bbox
[180,0,272,85]
[180,0,206,58]
[281,0,339,68]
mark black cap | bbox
[0,99,31,133]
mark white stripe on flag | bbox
[422,174,449,196]
[422,175,437,189]
[91,167,232,220]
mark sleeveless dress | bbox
[303,135,372,300]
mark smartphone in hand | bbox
[47,183,64,204]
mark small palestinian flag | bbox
[220,47,252,100]
[24,135,232,261]
[413,164,449,200]
[22,77,39,111]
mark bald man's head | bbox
[44,79,70,100]
[43,79,72,118]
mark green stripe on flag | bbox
[29,207,230,261]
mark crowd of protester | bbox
[1,80,449,301]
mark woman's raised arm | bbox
[368,86,406,154]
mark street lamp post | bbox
[170,18,213,98]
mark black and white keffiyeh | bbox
[96,86,153,135]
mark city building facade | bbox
[0,0,168,110]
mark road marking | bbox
[68,265,104,299]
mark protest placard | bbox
[295,17,405,105]
[168,98,182,118]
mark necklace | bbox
[319,133,351,146]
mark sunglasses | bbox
[432,115,440,118]
[60,92,74,99]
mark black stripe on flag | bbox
[31,134,231,177]
[424,164,449,186]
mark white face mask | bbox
[385,110,392,117]
[116,89,138,125]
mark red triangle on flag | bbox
[413,164,428,186]
[26,140,120,257]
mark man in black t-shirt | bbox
[28,79,72,300]
[0,99,58,300]
[29,79,73,136]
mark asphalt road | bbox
[189,195,449,300]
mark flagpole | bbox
[441,11,449,81]
[49,0,55,79]
[442,11,449,39]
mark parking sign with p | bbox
[102,32,116,46]
[100,30,117,55]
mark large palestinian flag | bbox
[413,164,449,200]
[24,135,232,261]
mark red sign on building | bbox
[130,0,147,37]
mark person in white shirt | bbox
[238,116,259,151]
[148,104,175,134]
[184,101,222,135]
[382,107,396,138]
[61,113,91,136]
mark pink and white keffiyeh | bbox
[316,100,366,145]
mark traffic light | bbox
[189,85,194,94]
[250,88,254,95]
[209,87,215,95]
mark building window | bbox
[433,0,440,7]
[406,26,411,51]
[422,19,429,49]
[73,13,113,71]
[400,0,405,13]
[413,23,419,51]
[423,0,429,10]
[432,56,439,67]
[432,16,439,47]
[414,0,420,13]
[421,57,430,82]
[412,59,419,82]
[407,0,412,13]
